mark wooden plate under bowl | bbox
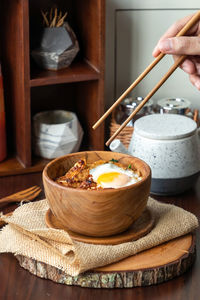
[45,208,154,245]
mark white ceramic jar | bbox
[128,114,200,195]
[33,110,83,159]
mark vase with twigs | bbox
[31,7,79,71]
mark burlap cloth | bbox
[0,197,198,276]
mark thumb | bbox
[158,36,200,55]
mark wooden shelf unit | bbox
[0,0,105,176]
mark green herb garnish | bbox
[128,164,132,169]
[110,158,119,163]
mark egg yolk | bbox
[97,172,131,188]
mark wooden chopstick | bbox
[93,10,200,136]
[93,52,165,130]
[106,55,186,146]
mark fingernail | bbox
[159,39,172,52]
[182,63,191,73]
[152,46,157,55]
[183,66,191,73]
[152,49,159,57]
[195,82,200,90]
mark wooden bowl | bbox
[42,151,151,237]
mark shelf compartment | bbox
[30,61,100,87]
[0,0,105,175]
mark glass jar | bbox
[157,98,191,115]
[114,96,154,126]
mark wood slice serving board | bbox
[16,233,196,288]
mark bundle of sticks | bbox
[41,7,67,28]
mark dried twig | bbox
[49,7,53,23]
[57,10,62,22]
[41,10,49,27]
[50,7,57,27]
[56,12,68,27]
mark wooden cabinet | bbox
[0,0,105,176]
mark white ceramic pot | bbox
[33,110,83,159]
[128,114,200,195]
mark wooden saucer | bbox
[45,208,154,245]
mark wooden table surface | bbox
[0,172,199,300]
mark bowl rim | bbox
[43,151,151,193]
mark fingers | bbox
[180,58,196,74]
[171,55,196,74]
[191,56,200,74]
[189,74,200,90]
[157,36,200,56]
[153,13,198,57]
[173,55,200,75]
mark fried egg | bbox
[89,163,141,189]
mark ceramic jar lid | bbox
[134,114,197,140]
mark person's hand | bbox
[152,13,200,90]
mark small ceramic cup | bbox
[128,114,200,195]
[33,110,83,159]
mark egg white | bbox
[89,163,141,189]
